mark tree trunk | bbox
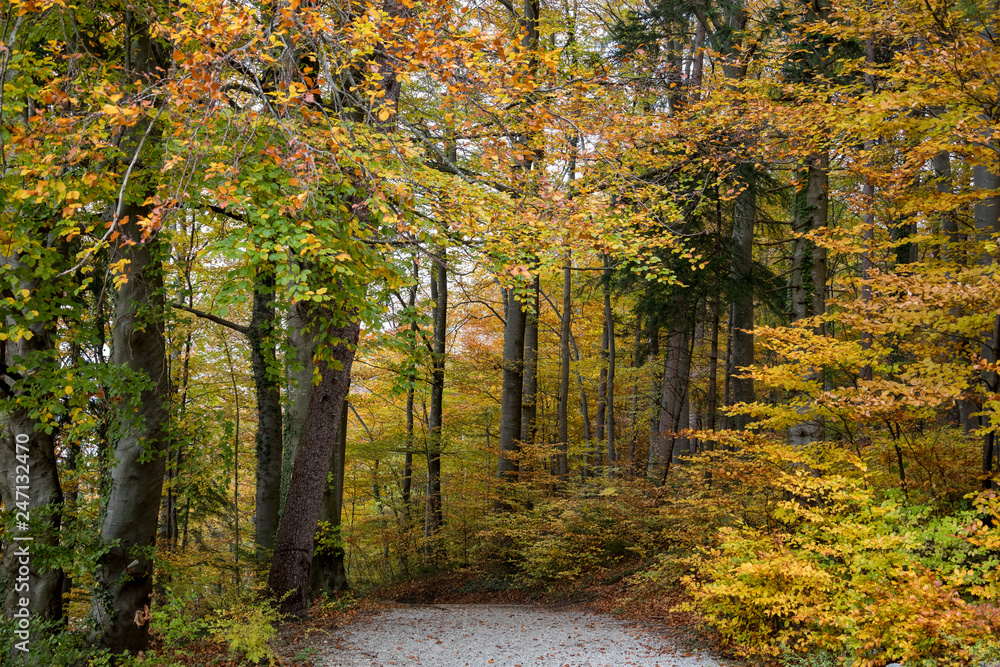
[790,154,827,445]
[403,379,414,561]
[268,310,360,617]
[715,0,754,433]
[729,164,756,429]
[556,260,571,480]
[628,323,642,469]
[249,266,283,560]
[659,334,678,477]
[270,0,407,606]
[935,151,961,258]
[497,287,526,491]
[976,163,1000,488]
[790,167,811,324]
[661,323,693,482]
[723,312,734,432]
[603,255,617,469]
[0,253,65,628]
[595,321,607,473]
[707,300,720,436]
[521,274,539,448]
[403,258,418,529]
[931,150,977,429]
[310,399,349,594]
[808,154,828,334]
[861,96,876,383]
[280,303,315,516]
[426,246,446,544]
[647,329,661,467]
[691,21,706,97]
[572,330,593,464]
[91,202,170,652]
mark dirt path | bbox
[320,603,733,667]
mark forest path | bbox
[319,603,732,667]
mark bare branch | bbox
[172,303,249,335]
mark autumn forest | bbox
[1,0,1000,664]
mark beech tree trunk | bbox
[403,258,418,529]
[808,162,829,333]
[656,328,681,471]
[0,255,65,628]
[628,324,643,469]
[310,399,348,594]
[497,287,525,495]
[595,320,607,473]
[521,274,539,448]
[660,320,693,482]
[555,260,571,480]
[729,163,756,430]
[91,201,170,653]
[603,255,617,468]
[268,311,360,617]
[975,163,1000,488]
[789,154,828,446]
[426,246,446,543]
[706,301,720,436]
[647,329,661,466]
[544,278,591,475]
[280,303,315,516]
[930,150,977,428]
[716,0,754,433]
[249,266,283,559]
[790,166,811,324]
[935,151,961,259]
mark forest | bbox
[1,0,1000,664]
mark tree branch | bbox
[172,303,249,335]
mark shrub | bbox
[475,481,672,584]
[208,597,281,665]
[681,439,1000,666]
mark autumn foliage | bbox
[5,0,1000,663]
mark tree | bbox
[426,244,447,547]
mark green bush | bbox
[680,440,1000,666]
[208,597,280,665]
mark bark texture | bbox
[603,256,617,468]
[91,202,170,653]
[0,253,65,626]
[729,164,756,430]
[521,275,539,448]
[249,267,283,558]
[268,311,360,617]
[498,289,526,487]
[975,163,1000,487]
[281,304,316,516]
[310,399,349,594]
[426,247,446,543]
[789,155,828,446]
[555,261,571,480]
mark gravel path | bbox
[321,603,730,667]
